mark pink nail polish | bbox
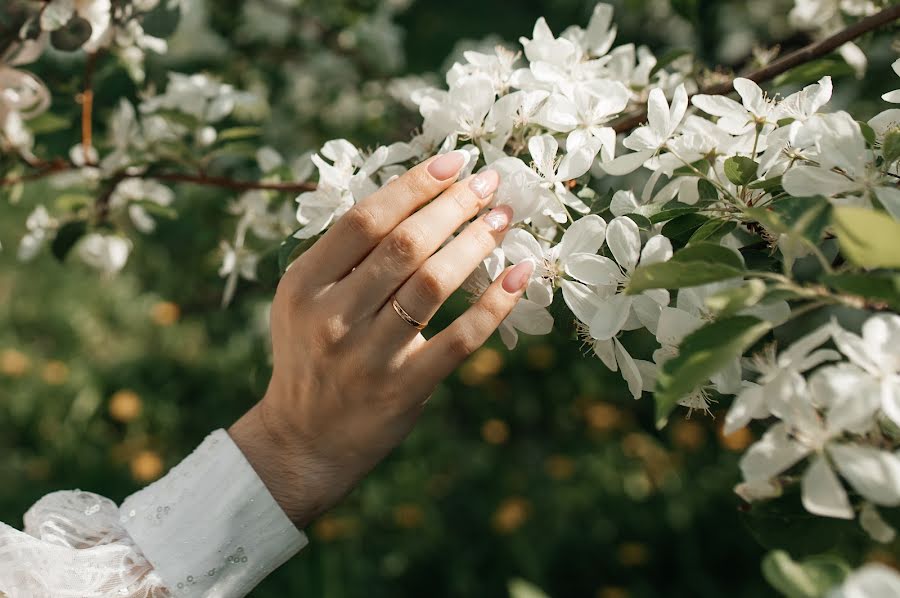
[469,169,500,199]
[503,260,535,294]
[427,151,466,181]
[483,205,513,232]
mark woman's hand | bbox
[229,151,535,528]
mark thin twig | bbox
[77,52,101,165]
[0,162,316,193]
[138,172,317,193]
[612,5,900,134]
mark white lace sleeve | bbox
[0,429,308,598]
[0,491,168,597]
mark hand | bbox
[228,151,535,528]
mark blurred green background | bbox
[2,0,898,596]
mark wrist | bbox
[228,402,326,529]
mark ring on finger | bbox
[391,295,428,331]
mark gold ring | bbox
[391,296,427,331]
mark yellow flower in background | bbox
[392,504,425,529]
[41,361,68,385]
[481,419,509,445]
[109,389,143,423]
[459,347,503,386]
[0,349,30,377]
[151,301,180,326]
[130,450,163,482]
[492,497,531,534]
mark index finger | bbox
[300,151,469,286]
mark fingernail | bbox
[427,150,467,181]
[469,169,500,199]
[503,260,535,294]
[483,204,512,232]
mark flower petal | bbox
[590,294,633,340]
[829,443,900,507]
[783,166,860,197]
[502,229,544,264]
[593,338,618,371]
[802,455,854,520]
[614,338,643,399]
[638,235,673,266]
[600,149,655,176]
[561,280,602,325]
[725,383,766,436]
[558,214,607,258]
[739,422,811,483]
[565,254,620,286]
[606,216,641,272]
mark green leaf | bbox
[704,280,767,316]
[141,2,181,37]
[687,219,737,245]
[26,112,72,135]
[882,128,900,165]
[278,232,320,274]
[50,16,92,51]
[654,316,771,428]
[859,121,876,148]
[741,488,866,558]
[698,179,719,201]
[51,220,88,262]
[54,193,93,212]
[661,213,710,242]
[671,242,744,269]
[833,206,900,269]
[133,200,177,220]
[673,159,708,177]
[724,156,759,186]
[650,204,702,224]
[822,272,900,310]
[623,213,652,229]
[745,197,832,244]
[762,551,850,598]
[217,126,262,142]
[748,176,783,191]
[627,261,743,294]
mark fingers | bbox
[405,261,535,398]
[375,205,514,342]
[342,169,501,312]
[298,151,468,286]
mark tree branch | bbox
[77,52,100,165]
[0,163,316,193]
[612,5,900,134]
[138,171,317,193]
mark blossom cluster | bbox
[4,1,900,593]
[287,5,900,591]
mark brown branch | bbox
[139,172,316,193]
[612,4,900,134]
[0,161,316,193]
[77,52,101,165]
[0,159,72,186]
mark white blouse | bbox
[0,429,308,597]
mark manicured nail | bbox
[503,260,535,294]
[483,204,513,232]
[469,169,500,199]
[427,150,467,181]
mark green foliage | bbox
[762,551,850,598]
[833,206,900,269]
[627,243,744,293]
[654,316,771,428]
[724,157,760,187]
